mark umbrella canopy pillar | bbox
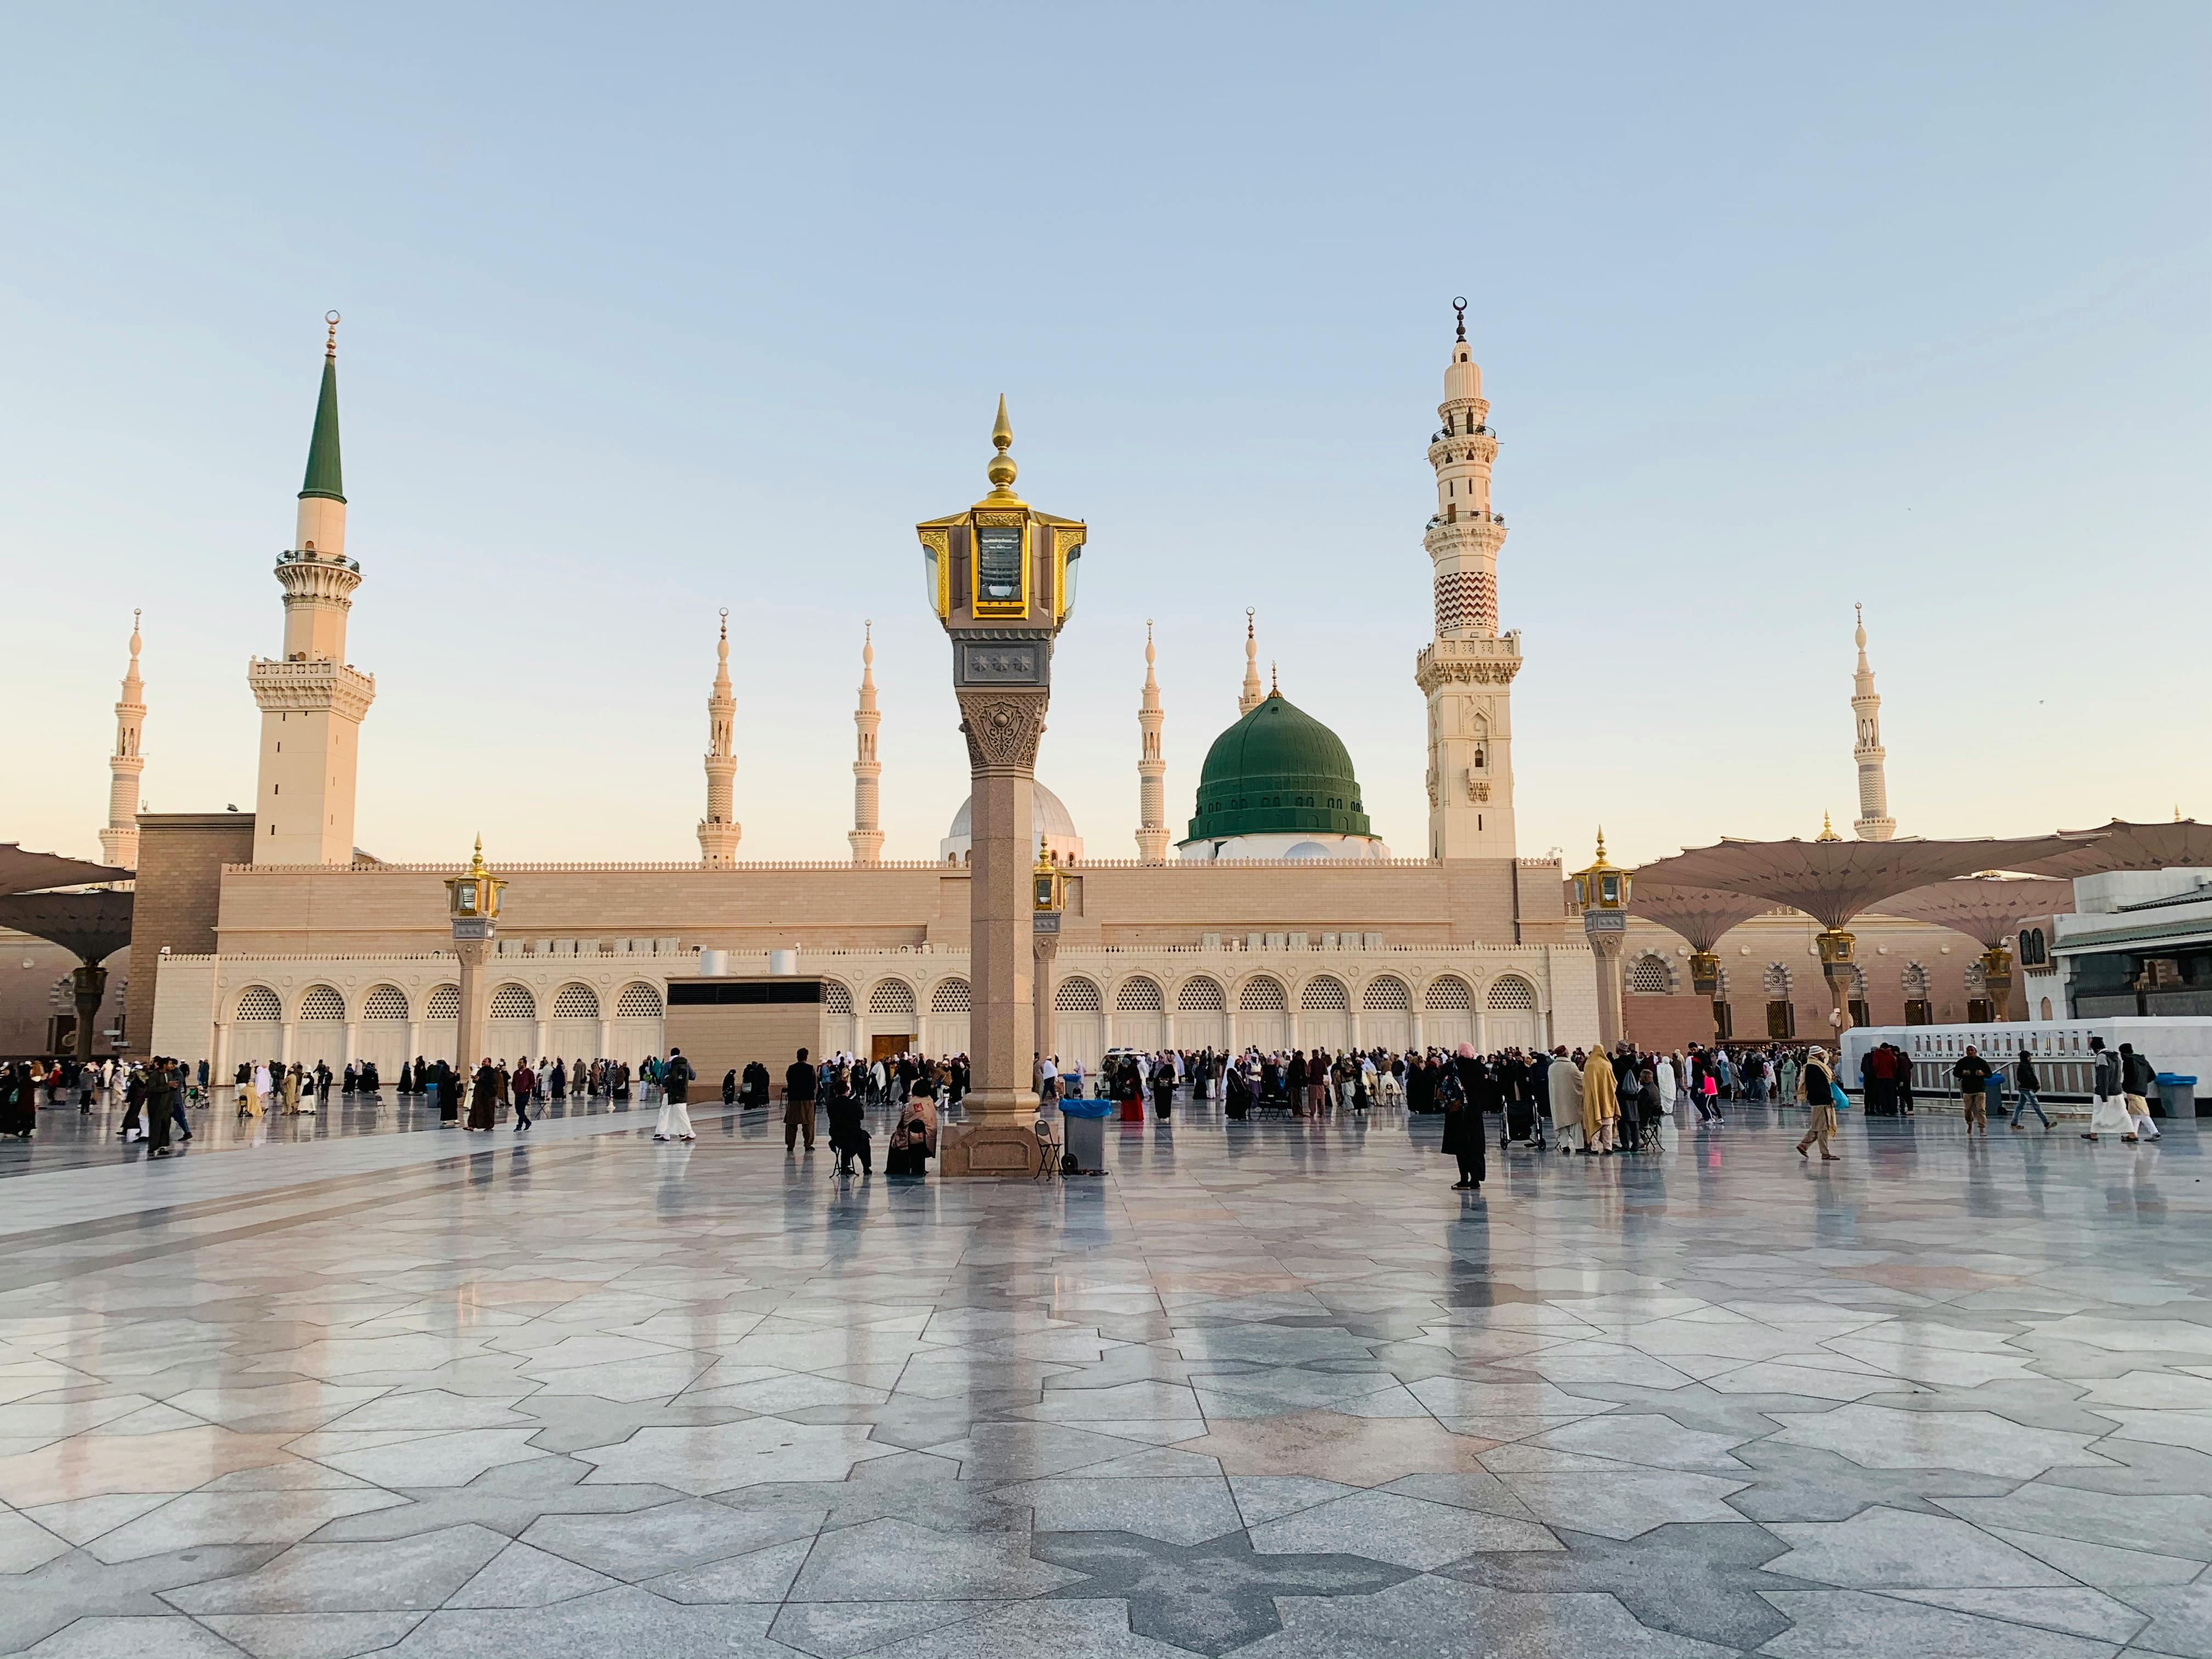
[70,963,108,1064]
[1816,928,1857,1036]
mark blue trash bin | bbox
[2154,1074,2199,1120]
[1059,1098,1113,1173]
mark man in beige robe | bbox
[1582,1048,1620,1154]
[1547,1047,1583,1154]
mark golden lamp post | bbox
[1570,830,1632,1051]
[443,837,506,1079]
[917,398,1086,1176]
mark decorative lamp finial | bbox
[324,310,340,359]
[1270,661,1279,697]
[1817,811,1841,842]
[1452,296,1467,343]
[984,394,1018,494]
[862,618,874,669]
[1595,826,1606,861]
[1145,618,1155,665]
[467,833,488,874]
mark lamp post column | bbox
[951,697,1045,1166]
[453,934,491,1075]
[1585,916,1624,1050]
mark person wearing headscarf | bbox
[886,1082,938,1176]
[1546,1047,1583,1154]
[467,1059,498,1131]
[1796,1046,1840,1160]
[1581,1047,1620,1155]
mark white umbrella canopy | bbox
[1872,874,2078,950]
[1627,882,1782,953]
[1632,834,2092,933]
[2009,819,2212,882]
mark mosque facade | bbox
[109,310,1999,1077]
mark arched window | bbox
[1176,976,1226,1012]
[1115,977,1165,1013]
[235,985,281,1023]
[1626,956,1671,995]
[1486,975,1536,1012]
[1760,963,1791,998]
[1239,976,1288,1012]
[1426,975,1474,1011]
[298,985,345,1022]
[1300,975,1349,1011]
[551,984,600,1019]
[425,985,461,1022]
[930,978,972,1013]
[616,983,663,1018]
[823,981,854,1014]
[1054,977,1103,1013]
[1963,960,1987,994]
[2018,928,2049,967]
[489,984,536,1020]
[1362,975,1411,1011]
[868,979,917,1016]
[362,985,408,1021]
[1901,963,1929,998]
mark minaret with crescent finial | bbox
[249,312,375,865]
[1135,620,1169,863]
[1414,297,1519,862]
[1850,603,1895,840]
[850,621,884,865]
[100,611,147,870]
[1238,609,1265,716]
[698,610,742,866]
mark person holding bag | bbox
[1796,1047,1841,1161]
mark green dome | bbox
[1182,692,1375,845]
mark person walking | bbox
[783,1047,818,1153]
[654,1048,695,1141]
[467,1059,498,1131]
[2083,1038,2133,1143]
[1547,1046,1584,1154]
[2119,1043,2163,1141]
[512,1060,537,1131]
[1796,1046,1841,1160]
[1953,1045,1994,1138]
[2010,1047,2052,1131]
[1581,1046,1620,1155]
[144,1058,176,1158]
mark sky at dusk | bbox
[3,3,2207,871]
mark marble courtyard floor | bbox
[0,1101,2208,1658]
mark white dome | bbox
[941,781,1084,864]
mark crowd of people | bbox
[0,1032,2181,1175]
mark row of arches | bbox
[223,979,668,1076]
[231,980,664,1024]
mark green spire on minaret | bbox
[298,311,345,503]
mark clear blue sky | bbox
[4,3,2206,871]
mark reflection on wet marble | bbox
[0,1099,2205,1656]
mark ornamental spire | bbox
[1238,608,1265,715]
[300,312,345,503]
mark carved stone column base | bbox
[939,1108,1046,1178]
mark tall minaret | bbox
[849,621,884,865]
[1238,609,1265,716]
[1850,604,1896,841]
[249,313,375,865]
[698,609,741,866]
[1135,620,1169,863]
[1414,298,1519,861]
[100,611,146,871]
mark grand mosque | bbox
[67,308,2003,1079]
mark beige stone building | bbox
[116,310,2024,1079]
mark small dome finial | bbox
[1452,295,1467,343]
[1270,661,1279,697]
[862,618,874,668]
[1817,811,1841,842]
[324,310,341,360]
[985,394,1017,493]
[1144,618,1155,665]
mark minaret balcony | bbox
[277,546,360,573]
[247,656,376,721]
[1428,431,1499,465]
[1416,634,1522,690]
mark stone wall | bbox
[208,854,1564,957]
[126,813,258,1055]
